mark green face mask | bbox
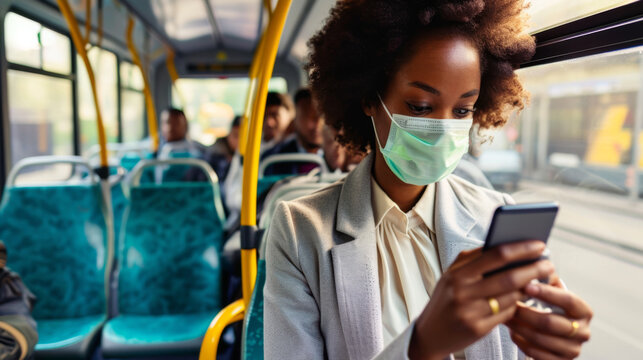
[372,95,472,185]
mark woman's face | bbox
[367,33,481,146]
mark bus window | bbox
[478,46,642,197]
[171,77,288,146]
[120,62,145,142]
[78,47,118,154]
[528,0,637,32]
[4,13,73,166]
[7,71,73,165]
[4,13,71,73]
[474,46,643,358]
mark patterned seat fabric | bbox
[242,259,266,360]
[0,185,108,356]
[161,152,197,183]
[104,182,225,356]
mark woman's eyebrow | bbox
[461,89,479,98]
[409,81,440,95]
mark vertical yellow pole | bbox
[239,35,266,156]
[83,0,92,46]
[199,1,292,358]
[240,0,292,307]
[57,0,107,168]
[165,47,186,110]
[126,17,159,152]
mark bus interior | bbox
[0,0,642,359]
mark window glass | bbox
[4,12,71,74]
[4,13,41,68]
[121,89,145,143]
[528,0,637,33]
[473,47,643,359]
[7,70,73,165]
[172,77,288,145]
[78,48,118,154]
[41,27,71,74]
[120,61,144,90]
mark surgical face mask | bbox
[371,95,472,185]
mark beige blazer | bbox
[264,153,525,360]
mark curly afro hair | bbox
[307,0,535,154]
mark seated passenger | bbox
[321,125,346,173]
[263,1,592,359]
[261,88,324,175]
[158,107,204,158]
[453,126,494,189]
[204,116,241,180]
[262,92,294,154]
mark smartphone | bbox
[483,202,559,277]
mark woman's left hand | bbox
[506,280,593,359]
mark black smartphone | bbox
[483,202,559,277]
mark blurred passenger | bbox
[160,108,188,143]
[321,125,346,173]
[322,125,367,173]
[189,116,241,183]
[453,126,494,189]
[207,116,241,164]
[158,107,204,158]
[262,92,294,153]
[261,88,324,175]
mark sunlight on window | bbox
[527,0,636,33]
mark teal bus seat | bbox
[242,259,266,360]
[257,175,292,199]
[121,153,155,184]
[103,182,226,357]
[160,151,195,183]
[0,184,108,359]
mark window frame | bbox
[2,8,80,162]
[524,1,643,68]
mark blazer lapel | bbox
[434,177,480,272]
[331,153,384,360]
[434,176,506,359]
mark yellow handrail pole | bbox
[198,2,292,358]
[126,17,160,152]
[239,34,267,156]
[84,0,92,46]
[58,0,114,316]
[57,0,107,168]
[198,299,245,360]
[165,47,186,110]
[241,0,292,306]
[263,0,273,19]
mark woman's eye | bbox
[454,108,475,118]
[407,103,431,115]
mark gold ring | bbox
[569,320,579,338]
[488,297,500,315]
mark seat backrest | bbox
[0,185,107,320]
[158,151,196,183]
[117,182,225,316]
[242,259,266,360]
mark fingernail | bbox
[529,241,545,251]
[525,283,540,296]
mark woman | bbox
[264,1,593,359]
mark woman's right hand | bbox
[408,240,554,360]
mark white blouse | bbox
[370,178,442,346]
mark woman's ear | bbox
[362,98,376,117]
